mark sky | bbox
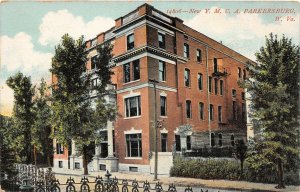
[0,1,299,116]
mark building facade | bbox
[53,3,252,174]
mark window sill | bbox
[124,116,141,120]
[160,116,168,118]
[123,79,140,85]
[125,157,142,160]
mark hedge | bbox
[170,157,300,185]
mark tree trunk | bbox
[240,160,244,179]
[82,145,88,175]
[33,146,37,166]
[276,159,285,189]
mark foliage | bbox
[6,72,34,164]
[184,147,234,158]
[50,34,117,174]
[0,115,16,177]
[234,139,247,178]
[31,78,53,166]
[170,157,299,185]
[243,34,299,188]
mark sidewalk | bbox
[53,170,300,192]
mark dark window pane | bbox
[175,135,181,151]
[211,133,215,147]
[161,133,167,152]
[218,106,222,122]
[123,63,130,83]
[185,69,190,87]
[159,61,166,81]
[197,49,202,62]
[213,58,218,73]
[158,33,165,49]
[160,96,167,116]
[198,73,203,90]
[133,60,140,80]
[210,104,214,121]
[214,78,218,94]
[186,100,192,118]
[220,80,223,95]
[125,96,141,117]
[218,134,222,146]
[184,43,189,58]
[91,56,97,70]
[127,34,134,50]
[209,77,212,92]
[199,102,204,120]
[186,136,191,150]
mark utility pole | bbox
[149,79,159,180]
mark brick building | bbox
[53,3,252,174]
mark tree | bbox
[6,72,34,164]
[245,34,299,188]
[50,34,116,175]
[234,139,247,179]
[31,78,53,166]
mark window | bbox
[91,56,97,70]
[211,133,215,147]
[123,63,130,83]
[56,143,64,154]
[232,89,236,97]
[175,135,181,151]
[126,134,142,157]
[186,135,191,150]
[184,43,189,58]
[232,101,237,120]
[99,164,106,171]
[129,167,138,172]
[184,69,190,87]
[220,80,223,95]
[160,96,167,116]
[127,33,134,50]
[231,135,235,146]
[158,33,165,49]
[209,104,214,121]
[100,143,108,158]
[214,78,218,94]
[241,92,245,100]
[75,162,80,169]
[209,77,212,92]
[196,49,202,62]
[161,133,167,152]
[213,58,218,73]
[242,103,246,121]
[218,106,222,123]
[243,69,247,80]
[186,100,192,119]
[125,96,141,117]
[198,73,203,90]
[199,102,204,120]
[159,61,166,81]
[133,60,140,81]
[238,67,242,78]
[218,134,222,146]
[58,161,63,168]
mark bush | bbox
[170,157,241,180]
[170,157,300,185]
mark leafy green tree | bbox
[31,78,53,166]
[0,115,16,178]
[245,34,299,188]
[234,139,247,179]
[50,34,116,175]
[6,72,34,164]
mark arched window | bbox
[231,134,235,146]
[218,133,222,146]
[211,133,215,147]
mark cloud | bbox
[1,32,53,73]
[39,9,115,46]
[185,7,299,60]
[0,32,53,116]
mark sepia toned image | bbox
[0,1,299,191]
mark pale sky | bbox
[0,1,299,116]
